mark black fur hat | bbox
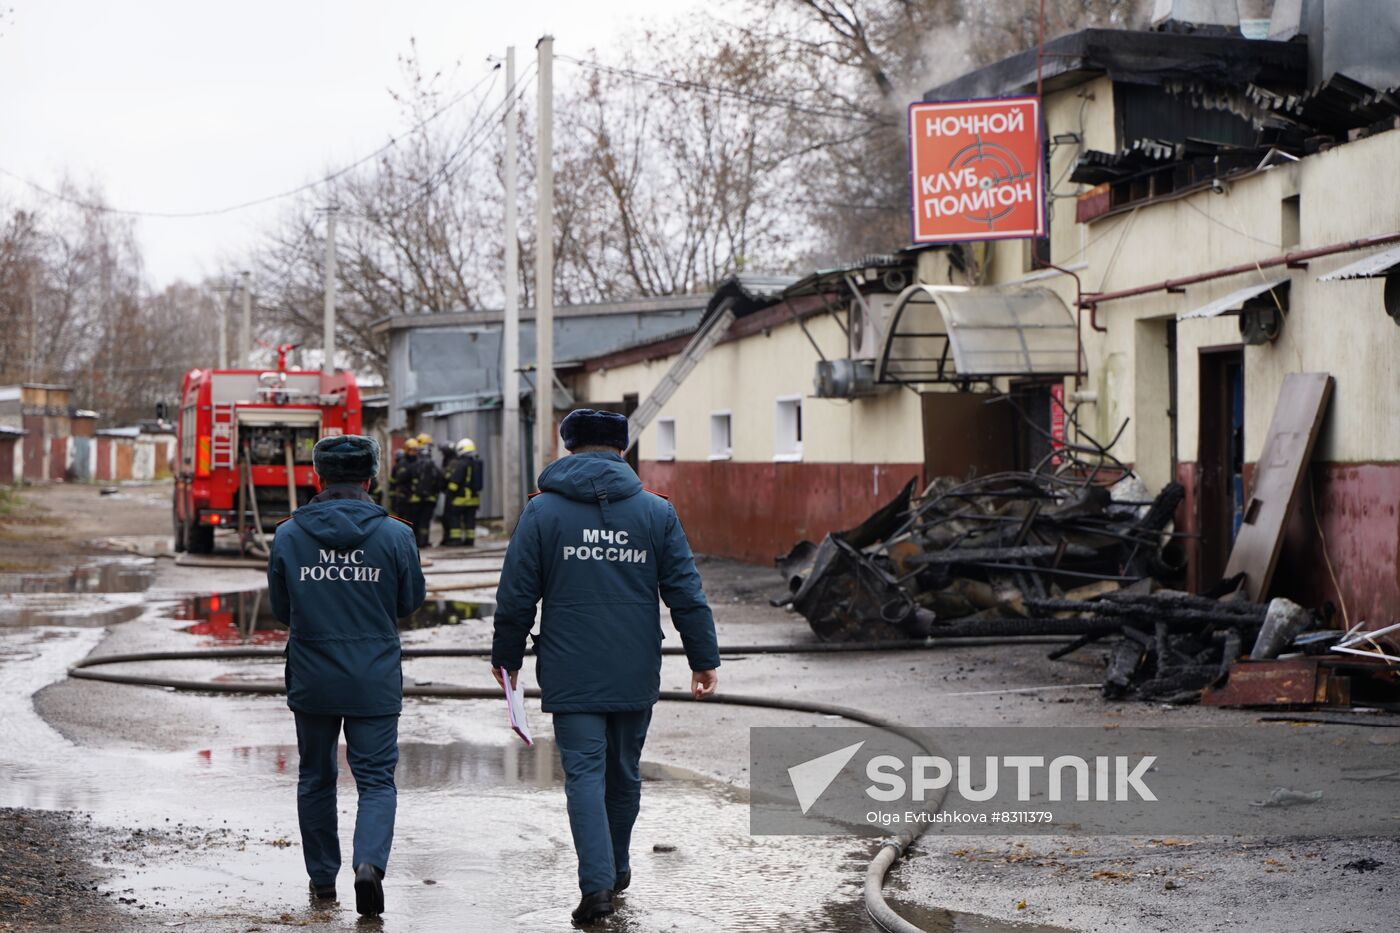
[312,434,380,483]
[559,409,628,452]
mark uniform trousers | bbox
[551,708,653,894]
[293,712,399,885]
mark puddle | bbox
[194,739,565,791]
[175,590,494,644]
[0,594,146,628]
[0,558,155,595]
[868,899,1074,933]
[0,559,156,628]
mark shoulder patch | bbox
[389,513,414,527]
[644,488,671,501]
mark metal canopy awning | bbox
[1316,244,1400,281]
[876,284,1081,385]
[1177,277,1288,320]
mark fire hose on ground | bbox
[66,640,1079,932]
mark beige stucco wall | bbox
[964,76,1400,491]
[585,76,1400,489]
[579,312,926,465]
[1071,131,1400,481]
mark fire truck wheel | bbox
[187,523,215,555]
[172,518,187,553]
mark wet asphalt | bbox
[2,545,905,932]
[2,483,1397,932]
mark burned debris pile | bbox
[776,471,1186,638]
[771,471,1360,704]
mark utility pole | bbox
[27,277,38,382]
[239,271,252,368]
[322,205,339,376]
[533,34,555,484]
[216,291,228,368]
[502,45,522,529]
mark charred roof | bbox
[921,28,1306,102]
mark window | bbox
[774,396,802,461]
[709,411,731,460]
[655,418,676,461]
[180,406,196,468]
[1281,195,1300,249]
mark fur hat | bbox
[312,434,380,484]
[560,409,628,452]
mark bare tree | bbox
[552,20,808,298]
[746,0,1151,260]
[0,185,225,422]
[253,44,521,377]
[247,1,1154,376]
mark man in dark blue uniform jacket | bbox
[268,435,426,918]
[492,409,721,924]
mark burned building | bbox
[908,3,1400,625]
[570,3,1400,635]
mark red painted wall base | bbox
[1177,460,1399,627]
[639,460,924,566]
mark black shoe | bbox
[571,889,614,924]
[308,879,337,901]
[353,863,385,917]
[614,869,631,892]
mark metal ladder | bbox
[625,302,736,454]
[210,404,236,470]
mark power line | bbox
[352,64,537,222]
[1180,197,1281,249]
[555,53,894,126]
[0,63,503,220]
[250,71,532,293]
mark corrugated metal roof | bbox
[1247,74,1400,136]
[1316,245,1400,282]
[922,29,1305,103]
[704,274,801,321]
[372,293,707,334]
[1178,277,1287,320]
[781,254,917,299]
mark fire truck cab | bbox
[172,366,362,553]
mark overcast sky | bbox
[0,0,699,288]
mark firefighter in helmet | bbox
[444,437,484,547]
[408,433,442,548]
[437,443,457,545]
[389,442,416,519]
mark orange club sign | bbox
[908,97,1046,243]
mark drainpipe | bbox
[1079,231,1400,313]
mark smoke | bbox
[889,23,975,108]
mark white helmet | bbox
[455,437,477,454]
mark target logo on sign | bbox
[908,97,1045,243]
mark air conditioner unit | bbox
[815,359,880,399]
[849,292,900,361]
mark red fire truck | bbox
[172,360,362,553]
